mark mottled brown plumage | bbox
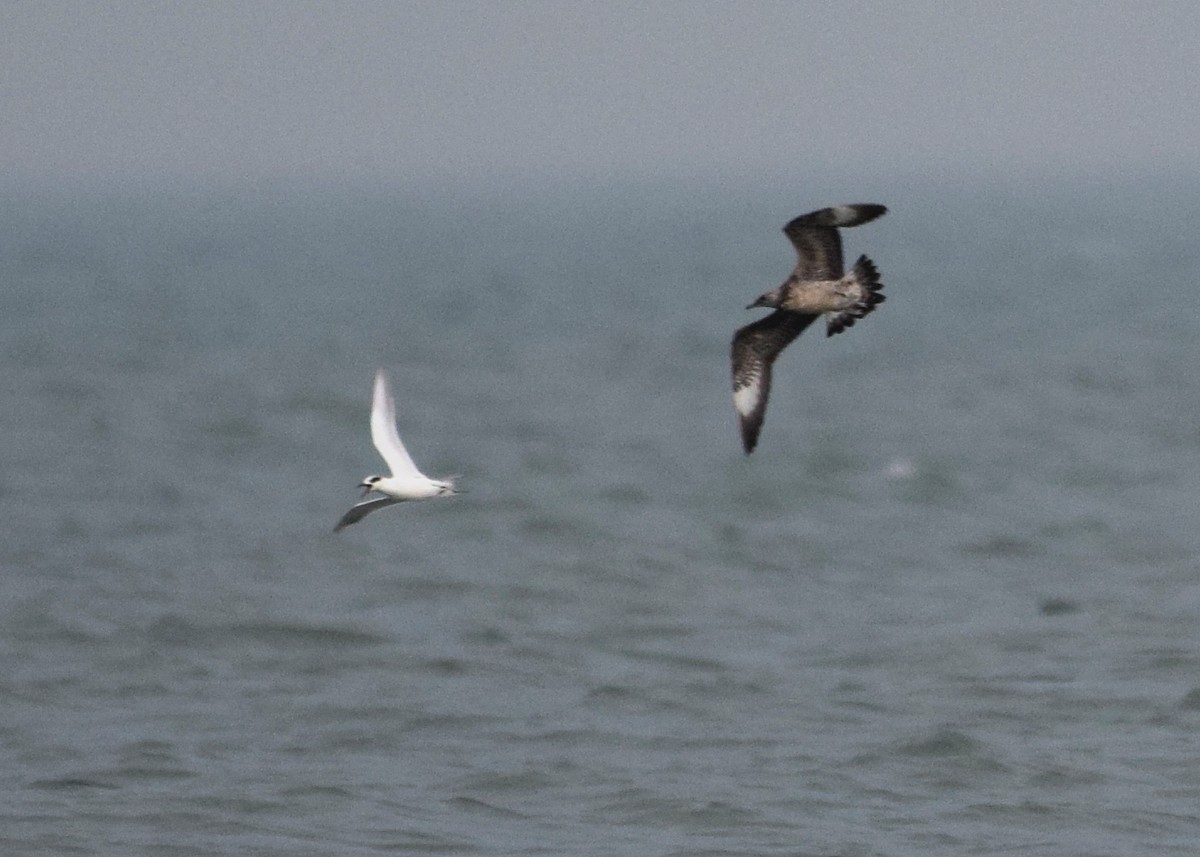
[731,204,887,454]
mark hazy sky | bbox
[4,1,1198,191]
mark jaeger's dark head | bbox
[747,286,783,310]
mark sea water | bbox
[2,176,1199,855]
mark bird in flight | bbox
[730,204,888,454]
[334,369,457,531]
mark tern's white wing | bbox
[370,369,426,479]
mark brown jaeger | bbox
[731,204,887,453]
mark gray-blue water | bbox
[3,177,1200,856]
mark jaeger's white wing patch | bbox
[829,204,859,224]
[732,363,771,455]
[730,310,817,454]
[733,377,761,419]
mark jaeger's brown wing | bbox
[730,310,819,454]
[782,204,887,281]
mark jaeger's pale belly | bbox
[779,278,858,314]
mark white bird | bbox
[334,369,457,531]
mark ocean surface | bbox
[3,176,1200,856]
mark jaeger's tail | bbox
[826,255,885,336]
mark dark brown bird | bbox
[731,204,887,453]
